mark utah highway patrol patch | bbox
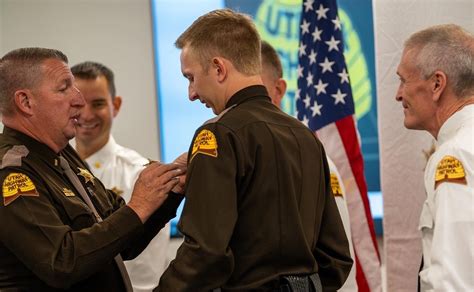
[191,129,218,162]
[435,155,467,189]
[2,173,39,206]
[330,173,343,197]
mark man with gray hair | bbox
[0,47,186,290]
[395,24,474,291]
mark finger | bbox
[157,177,180,194]
[146,162,180,177]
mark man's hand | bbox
[172,152,188,194]
[128,162,183,223]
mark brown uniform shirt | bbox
[0,127,183,291]
[158,85,352,291]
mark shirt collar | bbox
[225,85,270,109]
[85,136,117,170]
[436,104,474,146]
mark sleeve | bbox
[158,124,239,291]
[313,150,353,291]
[427,158,474,291]
[0,167,144,289]
[326,158,357,292]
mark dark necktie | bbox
[59,156,133,292]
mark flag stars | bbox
[338,69,350,84]
[332,16,342,31]
[300,19,310,35]
[306,71,314,86]
[297,64,304,78]
[311,101,323,116]
[303,0,314,12]
[299,42,307,57]
[314,79,329,95]
[304,94,312,108]
[308,49,317,65]
[302,116,309,127]
[325,36,340,52]
[315,4,329,20]
[319,57,335,73]
[331,89,347,104]
[295,88,301,101]
[312,27,323,42]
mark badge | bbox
[77,168,95,185]
[2,173,39,206]
[191,129,218,162]
[111,187,124,196]
[435,155,467,189]
[330,173,343,197]
[62,188,75,197]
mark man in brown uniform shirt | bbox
[0,48,186,290]
[158,9,352,292]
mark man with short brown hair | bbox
[158,9,352,292]
[0,47,185,291]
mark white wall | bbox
[0,0,160,160]
[374,0,473,291]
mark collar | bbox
[2,126,64,171]
[436,104,474,146]
[224,85,271,109]
[85,136,117,170]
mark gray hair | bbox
[0,47,68,115]
[404,24,474,98]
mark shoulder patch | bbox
[191,129,218,162]
[1,145,29,169]
[2,173,39,206]
[435,155,467,189]
[330,172,343,197]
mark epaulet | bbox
[203,104,237,126]
[0,145,29,169]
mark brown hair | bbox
[71,61,116,98]
[0,47,68,115]
[261,40,283,80]
[175,8,261,76]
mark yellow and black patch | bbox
[77,168,95,185]
[62,188,75,197]
[435,155,467,189]
[330,173,343,197]
[2,173,39,206]
[191,129,218,162]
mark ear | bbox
[431,70,447,102]
[13,89,34,115]
[112,96,122,117]
[275,78,287,105]
[212,57,227,82]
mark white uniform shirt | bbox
[327,157,358,292]
[83,136,170,292]
[419,104,474,292]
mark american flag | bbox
[296,0,382,291]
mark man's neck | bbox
[433,95,474,139]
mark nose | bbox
[395,84,403,102]
[188,86,199,101]
[72,86,85,108]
